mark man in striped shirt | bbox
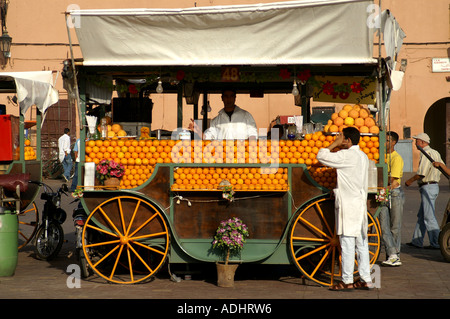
[405,133,444,249]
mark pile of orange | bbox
[324,104,380,135]
[359,135,380,161]
[120,164,154,188]
[171,166,288,191]
[169,136,330,166]
[24,146,37,161]
[23,139,37,161]
[84,131,379,190]
[308,166,337,189]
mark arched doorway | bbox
[424,97,450,164]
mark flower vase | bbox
[103,177,120,189]
[216,262,238,288]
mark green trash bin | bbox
[0,207,18,277]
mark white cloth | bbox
[58,134,71,162]
[204,106,258,140]
[340,233,372,284]
[0,71,59,114]
[316,145,369,237]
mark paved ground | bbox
[0,172,448,313]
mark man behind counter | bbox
[189,88,258,140]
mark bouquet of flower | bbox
[212,217,249,264]
[95,159,125,185]
[376,187,390,203]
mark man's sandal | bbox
[354,280,374,290]
[329,281,354,291]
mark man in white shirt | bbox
[189,89,258,140]
[316,127,373,291]
[58,128,72,182]
[405,133,443,249]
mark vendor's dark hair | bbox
[64,128,70,134]
[386,131,399,143]
[221,87,236,95]
[343,127,360,146]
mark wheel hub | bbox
[120,236,129,245]
[330,236,339,247]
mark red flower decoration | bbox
[279,68,291,79]
[297,69,311,83]
[350,82,363,93]
[176,70,186,81]
[128,84,138,94]
[322,81,335,95]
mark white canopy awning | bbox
[68,0,377,67]
[0,71,59,114]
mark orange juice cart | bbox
[65,0,405,285]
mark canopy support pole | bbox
[65,13,83,132]
[177,84,183,129]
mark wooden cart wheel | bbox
[289,198,380,287]
[82,196,169,284]
[18,202,39,250]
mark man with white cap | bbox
[405,133,444,249]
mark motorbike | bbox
[31,182,68,260]
[72,202,92,277]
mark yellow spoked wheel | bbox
[289,198,380,287]
[18,202,39,250]
[82,196,170,284]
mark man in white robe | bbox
[316,127,373,290]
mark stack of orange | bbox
[84,131,378,190]
[324,104,379,135]
[171,166,288,191]
[24,139,37,161]
[359,135,380,162]
[308,166,337,189]
[24,146,37,161]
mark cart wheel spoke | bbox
[109,244,125,280]
[128,243,154,273]
[18,202,39,250]
[82,196,169,284]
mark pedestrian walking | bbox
[58,128,72,182]
[405,133,444,249]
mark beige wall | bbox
[2,0,449,169]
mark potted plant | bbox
[212,217,249,287]
[95,159,125,187]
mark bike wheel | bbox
[34,222,64,261]
[77,248,93,278]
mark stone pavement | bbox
[0,173,448,309]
